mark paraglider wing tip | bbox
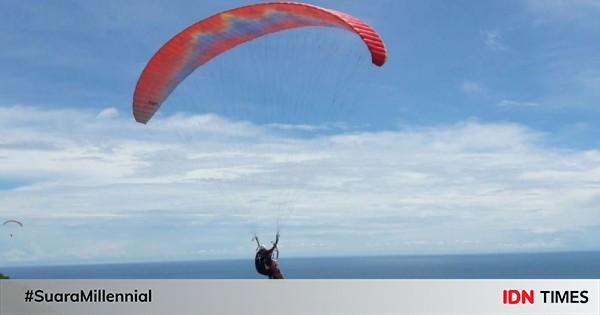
[133,112,149,124]
[133,99,158,124]
[371,51,387,66]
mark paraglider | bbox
[132,2,387,124]
[3,220,23,238]
[253,233,284,279]
[132,2,387,278]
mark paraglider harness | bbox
[253,234,280,277]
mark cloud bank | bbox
[0,105,599,264]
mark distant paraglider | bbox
[3,220,23,238]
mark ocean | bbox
[1,251,599,279]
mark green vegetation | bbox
[0,273,10,279]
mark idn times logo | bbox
[502,289,589,305]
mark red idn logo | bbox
[503,290,535,304]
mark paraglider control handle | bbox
[252,235,261,249]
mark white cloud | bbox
[480,29,508,51]
[96,107,119,119]
[461,81,487,95]
[0,105,599,264]
[266,122,349,132]
[497,99,539,108]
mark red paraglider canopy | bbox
[133,2,387,124]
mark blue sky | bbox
[1,0,600,266]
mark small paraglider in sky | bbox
[3,220,23,238]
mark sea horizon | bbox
[2,250,599,279]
